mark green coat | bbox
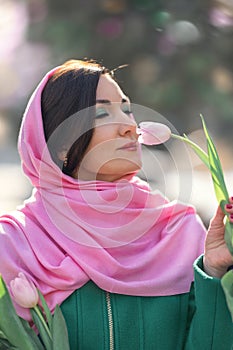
[61,256,233,349]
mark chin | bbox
[96,165,142,182]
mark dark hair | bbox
[41,59,111,176]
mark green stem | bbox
[170,133,206,154]
[171,132,210,169]
[33,305,52,340]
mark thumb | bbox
[209,204,225,228]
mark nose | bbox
[118,111,138,138]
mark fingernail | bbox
[231,196,233,201]
[226,204,233,209]
[230,214,233,220]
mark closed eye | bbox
[122,105,132,115]
[96,108,109,119]
[123,110,133,115]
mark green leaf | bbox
[38,290,52,330]
[51,305,70,350]
[0,329,9,341]
[0,338,18,350]
[221,270,233,322]
[0,276,41,350]
[0,330,18,349]
[30,308,52,350]
[199,115,233,254]
[200,114,229,208]
[20,318,45,350]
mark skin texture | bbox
[73,74,142,182]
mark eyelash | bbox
[95,107,132,119]
[95,109,109,119]
[96,112,109,119]
[123,109,132,115]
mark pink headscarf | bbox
[0,68,206,319]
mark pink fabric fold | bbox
[0,68,206,319]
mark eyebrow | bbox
[96,98,129,105]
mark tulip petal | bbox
[10,273,39,309]
[138,122,171,145]
[0,275,42,350]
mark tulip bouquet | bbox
[139,115,233,320]
[0,272,70,350]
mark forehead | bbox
[96,74,126,102]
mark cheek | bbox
[81,136,116,170]
[87,140,116,160]
[87,127,117,155]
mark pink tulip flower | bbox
[138,121,171,145]
[10,272,39,308]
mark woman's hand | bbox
[204,199,233,278]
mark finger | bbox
[224,199,233,223]
[229,214,233,224]
[225,203,233,214]
[210,204,225,227]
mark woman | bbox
[0,59,233,349]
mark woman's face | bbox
[74,74,142,181]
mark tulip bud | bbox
[138,121,171,145]
[10,272,39,308]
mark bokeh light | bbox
[166,21,200,45]
[131,55,160,85]
[100,0,127,14]
[0,0,29,59]
[27,0,48,23]
[96,17,124,39]
[212,66,233,92]
[209,6,233,28]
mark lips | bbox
[117,141,138,150]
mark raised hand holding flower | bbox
[138,116,233,320]
[204,203,233,278]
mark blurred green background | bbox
[1,0,233,223]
